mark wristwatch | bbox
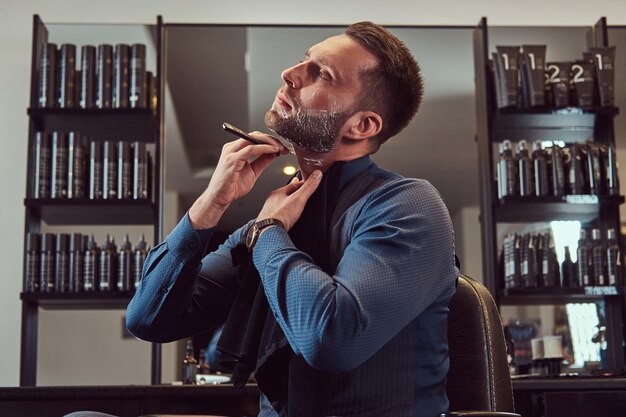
[246,218,285,251]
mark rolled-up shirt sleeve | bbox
[252,179,457,372]
[126,212,248,343]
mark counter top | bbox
[0,383,258,400]
[512,376,626,391]
[0,384,260,417]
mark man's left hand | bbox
[256,170,323,231]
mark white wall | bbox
[2,0,626,387]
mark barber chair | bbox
[442,274,521,417]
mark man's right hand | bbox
[189,132,287,230]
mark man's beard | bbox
[265,106,352,154]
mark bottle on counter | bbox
[182,339,197,385]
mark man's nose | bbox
[281,62,306,89]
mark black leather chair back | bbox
[446,274,516,413]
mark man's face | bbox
[265,34,378,153]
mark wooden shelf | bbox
[27,108,157,141]
[494,195,624,223]
[20,291,135,309]
[24,198,155,225]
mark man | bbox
[127,21,458,417]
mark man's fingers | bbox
[293,170,322,200]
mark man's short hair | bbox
[345,22,424,152]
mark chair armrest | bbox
[441,412,521,417]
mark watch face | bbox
[246,224,258,250]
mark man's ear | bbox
[344,111,383,141]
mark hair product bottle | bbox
[117,234,134,291]
[118,141,133,199]
[130,44,147,108]
[133,234,148,289]
[38,43,57,108]
[498,140,517,200]
[25,233,41,292]
[57,43,76,108]
[517,140,534,196]
[532,141,549,197]
[591,228,606,286]
[96,44,113,109]
[133,142,147,199]
[67,132,86,199]
[80,45,96,109]
[51,132,68,199]
[84,234,100,291]
[182,339,197,385]
[89,140,103,199]
[113,44,130,108]
[34,132,52,199]
[606,228,622,286]
[576,229,592,287]
[54,233,70,293]
[103,141,117,199]
[69,233,84,292]
[99,234,118,291]
[40,233,56,293]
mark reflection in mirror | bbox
[501,301,607,377]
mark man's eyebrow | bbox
[304,50,339,78]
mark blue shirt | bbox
[126,156,458,417]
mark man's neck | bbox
[294,146,370,180]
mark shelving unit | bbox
[20,15,165,386]
[473,17,626,372]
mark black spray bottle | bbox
[89,141,103,199]
[550,144,565,196]
[40,233,56,293]
[517,141,534,196]
[38,43,57,108]
[118,141,132,199]
[606,228,622,286]
[80,45,96,109]
[99,234,118,291]
[54,233,70,293]
[133,142,147,199]
[117,234,134,291]
[532,141,549,197]
[25,233,41,292]
[51,132,68,199]
[133,234,148,289]
[68,233,84,292]
[103,141,117,199]
[498,140,517,200]
[576,229,592,287]
[84,234,99,291]
[34,132,52,199]
[591,228,606,285]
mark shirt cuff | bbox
[252,225,294,268]
[166,211,215,259]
